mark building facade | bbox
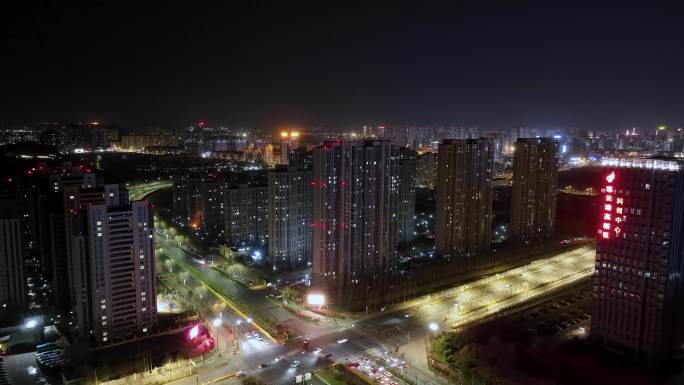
[435,138,494,261]
[71,200,157,344]
[416,152,438,189]
[0,198,25,310]
[398,148,417,243]
[312,140,401,301]
[172,174,203,228]
[592,158,684,364]
[268,166,312,269]
[224,183,268,248]
[510,138,559,245]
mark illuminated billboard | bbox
[307,294,325,307]
[598,171,624,240]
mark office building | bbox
[435,138,494,260]
[510,138,559,245]
[0,198,25,310]
[224,183,268,247]
[592,158,684,364]
[268,166,312,268]
[312,140,401,301]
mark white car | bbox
[313,347,322,354]
[337,338,348,344]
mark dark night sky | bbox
[2,1,684,131]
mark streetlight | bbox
[428,322,439,332]
[212,315,223,353]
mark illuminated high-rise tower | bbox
[268,166,312,269]
[312,140,400,302]
[592,158,684,364]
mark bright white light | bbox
[307,294,325,306]
[246,317,253,323]
[212,318,222,327]
[27,366,37,375]
[428,322,439,332]
[25,319,38,329]
[189,324,199,340]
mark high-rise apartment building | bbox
[200,177,226,237]
[0,198,25,310]
[416,152,438,189]
[398,148,417,243]
[510,138,559,245]
[312,140,401,301]
[436,139,494,260]
[224,183,268,247]
[268,166,312,268]
[592,158,684,364]
[172,174,203,228]
[71,199,157,344]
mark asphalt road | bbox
[158,231,595,385]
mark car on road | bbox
[258,363,268,368]
[313,347,322,354]
[275,355,286,362]
[291,360,300,368]
[337,338,348,344]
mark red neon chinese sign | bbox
[598,171,624,239]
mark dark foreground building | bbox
[510,138,559,245]
[435,138,494,262]
[592,158,684,364]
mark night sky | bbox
[2,1,684,131]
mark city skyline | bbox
[4,3,684,385]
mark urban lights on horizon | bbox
[280,130,300,139]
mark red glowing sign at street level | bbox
[598,170,624,240]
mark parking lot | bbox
[512,285,592,341]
